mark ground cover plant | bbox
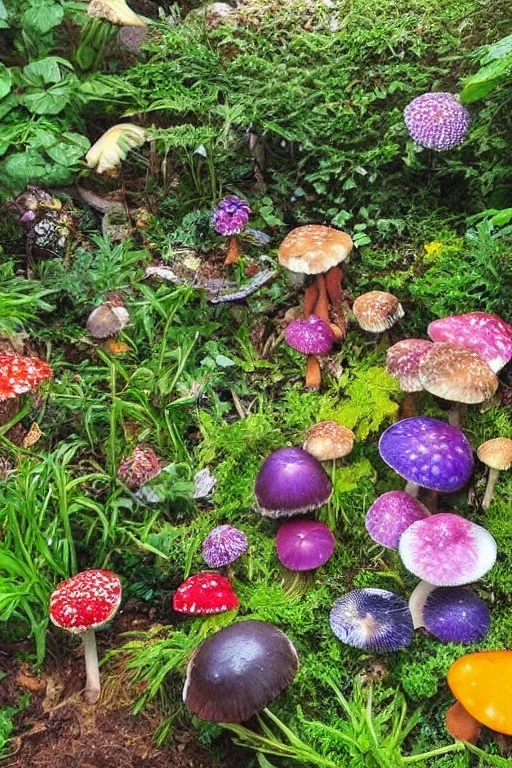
[1,0,512,766]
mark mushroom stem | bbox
[445,701,481,745]
[304,281,319,318]
[325,266,344,307]
[422,489,438,514]
[482,467,500,511]
[82,627,101,704]
[404,481,420,497]
[305,355,322,390]
[448,403,466,429]
[399,392,417,419]
[224,235,240,265]
[313,274,330,324]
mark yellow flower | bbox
[423,241,444,257]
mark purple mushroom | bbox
[404,92,471,151]
[329,589,413,652]
[365,491,430,550]
[399,513,497,586]
[276,519,335,571]
[428,312,512,374]
[202,525,249,568]
[284,315,336,356]
[422,586,490,644]
[211,195,251,265]
[254,447,332,518]
[378,417,474,496]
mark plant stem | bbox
[402,741,466,763]
[404,481,419,497]
[82,628,101,704]
[482,467,499,510]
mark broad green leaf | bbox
[481,34,512,65]
[19,84,73,114]
[22,1,64,34]
[0,63,11,100]
[21,56,72,87]
[45,131,90,165]
[490,208,512,227]
[460,54,512,103]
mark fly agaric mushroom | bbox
[365,491,430,550]
[284,315,336,389]
[276,519,335,571]
[173,572,239,615]
[398,513,497,586]
[404,92,471,151]
[352,291,404,335]
[49,569,122,704]
[212,196,251,265]
[303,420,355,462]
[477,437,512,510]
[86,297,130,339]
[117,446,163,490]
[386,338,433,416]
[378,417,474,497]
[418,342,498,428]
[254,446,332,518]
[202,525,248,568]
[329,588,413,652]
[428,312,512,373]
[183,619,299,722]
[0,353,53,423]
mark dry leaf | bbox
[87,0,146,27]
[23,422,42,447]
[85,123,146,175]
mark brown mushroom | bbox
[386,338,432,417]
[303,420,355,462]
[352,291,404,339]
[477,438,512,510]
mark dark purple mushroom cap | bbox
[365,491,430,550]
[423,587,490,644]
[254,447,332,518]
[202,525,249,568]
[378,417,474,493]
[284,315,336,355]
[428,312,512,374]
[276,519,335,571]
[329,589,413,652]
[183,619,299,722]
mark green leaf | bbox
[460,54,512,103]
[0,63,11,100]
[22,1,64,34]
[480,34,512,65]
[45,131,90,165]
[19,83,73,114]
[21,56,72,87]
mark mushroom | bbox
[408,580,436,629]
[202,525,248,568]
[398,513,497,586]
[284,315,336,389]
[211,196,251,265]
[0,353,53,421]
[445,700,482,745]
[86,298,130,340]
[173,572,239,615]
[276,519,335,571]
[254,446,332,518]
[352,291,404,339]
[417,342,498,428]
[477,437,512,511]
[385,338,433,417]
[49,569,122,704]
[329,588,413,652]
[447,651,512,737]
[117,446,162,490]
[303,420,355,462]
[378,416,474,498]
[420,586,490,644]
[364,491,430,550]
[404,92,471,151]
[428,312,512,373]
[183,619,299,722]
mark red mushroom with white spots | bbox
[49,569,122,704]
[0,353,53,424]
[173,572,239,615]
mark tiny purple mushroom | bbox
[365,491,430,550]
[422,586,490,644]
[202,525,249,568]
[276,519,335,571]
[404,92,471,151]
[378,417,474,495]
[399,513,497,586]
[329,589,413,652]
[212,196,251,236]
[428,312,512,373]
[284,315,336,355]
[255,447,332,518]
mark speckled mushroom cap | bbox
[0,353,53,400]
[386,339,433,392]
[303,421,355,461]
[378,417,474,493]
[404,92,471,151]
[202,525,249,568]
[418,343,498,404]
[278,225,353,275]
[352,291,404,333]
[477,438,512,470]
[365,491,430,550]
[49,569,122,634]
[428,312,512,373]
[284,315,336,355]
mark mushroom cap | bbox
[183,619,299,722]
[398,513,497,586]
[173,572,238,615]
[365,491,430,550]
[254,446,332,518]
[477,437,512,471]
[117,446,163,490]
[448,651,512,735]
[86,303,130,339]
[418,342,498,404]
[276,519,335,571]
[422,586,490,644]
[284,315,336,355]
[386,339,433,392]
[212,196,251,237]
[329,588,413,652]
[378,417,474,493]
[428,312,512,373]
[0,353,53,401]
[445,701,482,745]
[303,420,355,461]
[202,525,249,568]
[404,92,471,151]
[352,291,404,333]
[408,580,436,629]
[49,569,122,634]
[278,225,353,275]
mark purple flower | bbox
[212,196,251,236]
[404,92,471,151]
